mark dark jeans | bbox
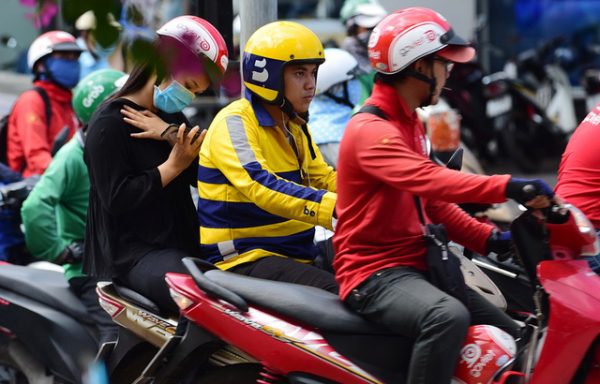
[69,275,118,345]
[345,267,520,384]
[119,248,190,315]
[230,256,339,294]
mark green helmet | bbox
[72,68,127,124]
[339,0,386,28]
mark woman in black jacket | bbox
[84,16,229,313]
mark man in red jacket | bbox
[334,8,555,384]
[7,31,82,177]
[555,105,600,273]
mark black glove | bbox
[505,178,554,206]
[487,230,513,261]
[55,242,84,265]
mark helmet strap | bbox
[404,68,437,107]
[279,97,317,160]
[279,97,306,125]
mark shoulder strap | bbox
[414,196,425,225]
[32,86,52,128]
[355,104,389,120]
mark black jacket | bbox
[83,98,199,278]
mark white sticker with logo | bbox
[251,58,269,83]
[390,23,446,72]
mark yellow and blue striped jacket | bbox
[198,95,337,270]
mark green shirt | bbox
[21,136,89,280]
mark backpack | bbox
[0,87,52,165]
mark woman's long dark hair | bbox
[109,41,166,101]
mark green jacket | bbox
[21,135,88,280]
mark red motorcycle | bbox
[94,203,600,383]
[157,203,600,383]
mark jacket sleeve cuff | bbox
[317,192,337,230]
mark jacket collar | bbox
[244,89,275,127]
[33,79,73,104]
[367,82,418,124]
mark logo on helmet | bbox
[460,343,481,368]
[425,29,437,42]
[174,22,212,55]
[251,58,269,83]
[368,28,380,49]
[82,85,105,108]
[398,28,440,57]
[199,39,210,51]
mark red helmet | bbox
[367,7,475,74]
[156,15,229,77]
[453,325,517,384]
[27,31,82,70]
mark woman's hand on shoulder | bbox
[122,104,170,141]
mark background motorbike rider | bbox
[339,0,387,74]
[7,31,82,177]
[334,8,556,384]
[308,47,364,169]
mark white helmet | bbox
[27,31,82,70]
[316,48,360,95]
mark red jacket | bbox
[555,105,600,229]
[7,80,78,177]
[333,82,512,300]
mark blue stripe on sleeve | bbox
[198,165,231,184]
[244,161,326,203]
[198,198,288,228]
[275,170,302,184]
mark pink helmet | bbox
[156,15,229,77]
[367,7,475,74]
[453,325,517,383]
[27,31,83,70]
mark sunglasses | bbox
[434,57,455,73]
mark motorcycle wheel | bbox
[501,118,543,173]
[192,363,262,384]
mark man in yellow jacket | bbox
[198,21,338,292]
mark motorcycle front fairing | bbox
[531,260,600,383]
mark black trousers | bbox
[230,256,339,294]
[345,267,520,384]
[69,275,119,345]
[119,248,190,315]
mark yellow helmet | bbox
[242,21,325,104]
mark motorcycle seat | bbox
[204,269,391,334]
[0,265,92,324]
[112,283,162,315]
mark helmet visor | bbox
[437,29,475,63]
